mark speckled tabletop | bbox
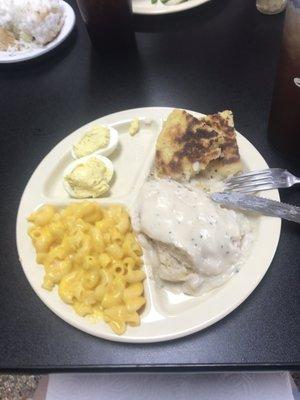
[1,373,299,399]
[0,375,40,400]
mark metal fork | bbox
[224,168,300,193]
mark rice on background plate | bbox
[0,0,65,52]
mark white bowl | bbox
[71,126,119,160]
[63,154,114,198]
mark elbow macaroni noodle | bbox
[27,202,145,335]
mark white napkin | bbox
[45,372,295,400]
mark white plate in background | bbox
[132,0,211,15]
[16,107,281,343]
[0,1,75,64]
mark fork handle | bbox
[292,176,300,185]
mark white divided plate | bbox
[0,1,75,64]
[132,0,211,15]
[16,107,281,343]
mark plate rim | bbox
[16,106,281,343]
[132,0,211,15]
[0,1,75,64]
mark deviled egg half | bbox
[71,125,118,159]
[63,154,114,198]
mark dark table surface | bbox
[0,0,299,373]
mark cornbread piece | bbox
[155,109,242,180]
[0,27,16,51]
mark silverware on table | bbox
[211,192,300,223]
[224,168,300,193]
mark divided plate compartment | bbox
[16,107,281,343]
[42,118,160,202]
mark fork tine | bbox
[226,168,271,179]
[225,183,277,193]
[225,177,274,190]
[226,173,271,183]
[227,174,274,185]
[224,168,291,193]
[225,168,285,183]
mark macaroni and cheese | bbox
[28,202,145,335]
